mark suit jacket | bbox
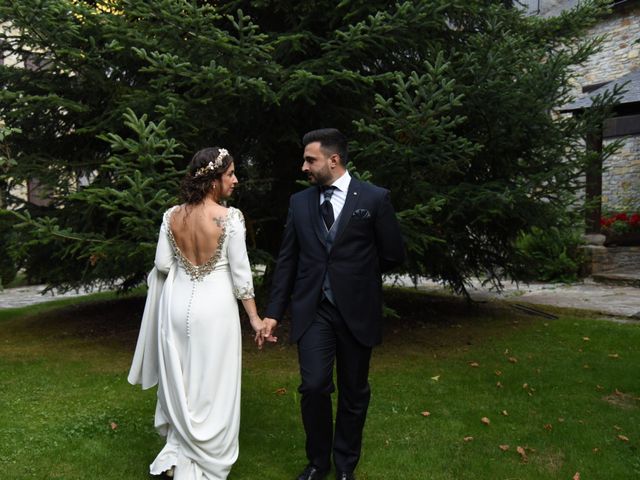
[265,177,405,347]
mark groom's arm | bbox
[264,198,299,327]
[375,190,405,273]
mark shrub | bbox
[515,226,585,283]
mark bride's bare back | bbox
[169,202,229,266]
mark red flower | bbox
[600,212,640,232]
[600,217,614,227]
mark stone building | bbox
[565,1,640,220]
[555,0,639,280]
[518,1,640,281]
[529,0,640,217]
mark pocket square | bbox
[352,208,371,219]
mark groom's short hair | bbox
[302,128,348,165]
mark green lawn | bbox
[0,289,638,479]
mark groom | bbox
[263,128,405,480]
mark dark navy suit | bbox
[266,177,405,473]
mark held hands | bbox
[262,317,278,343]
[249,315,278,349]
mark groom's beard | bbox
[307,168,332,186]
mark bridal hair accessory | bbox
[194,148,229,178]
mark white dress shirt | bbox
[320,170,351,220]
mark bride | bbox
[128,147,274,479]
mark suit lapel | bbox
[307,187,327,247]
[332,178,360,247]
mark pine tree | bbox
[0,0,618,293]
[12,109,181,290]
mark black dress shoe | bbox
[336,472,355,480]
[297,464,329,480]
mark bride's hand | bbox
[250,315,278,349]
[249,314,263,333]
[249,315,265,348]
[249,316,278,349]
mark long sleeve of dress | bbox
[154,221,175,274]
[227,209,255,300]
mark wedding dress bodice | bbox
[156,205,254,299]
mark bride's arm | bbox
[227,210,255,301]
[227,210,274,345]
[154,221,174,274]
[240,297,264,339]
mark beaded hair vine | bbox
[194,148,229,178]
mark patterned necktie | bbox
[320,186,336,230]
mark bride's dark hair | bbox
[180,147,234,205]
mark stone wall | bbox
[571,4,640,87]
[584,245,640,274]
[602,134,640,211]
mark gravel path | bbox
[393,277,640,320]
[2,278,639,320]
[0,285,106,309]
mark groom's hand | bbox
[262,317,279,343]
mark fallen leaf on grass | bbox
[618,435,630,442]
[421,411,431,417]
[508,357,518,363]
[516,446,527,462]
[463,436,474,442]
[469,362,480,368]
[543,423,552,431]
[573,472,580,480]
[501,410,508,416]
[274,387,287,395]
[495,370,502,376]
[110,422,118,430]
[608,353,620,359]
[582,337,590,341]
[499,444,510,451]
[613,425,622,431]
[496,381,503,388]
[431,375,440,381]
[481,417,490,426]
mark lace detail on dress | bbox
[233,282,254,300]
[164,207,228,282]
[225,207,245,236]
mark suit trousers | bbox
[297,299,372,473]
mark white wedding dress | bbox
[128,206,254,480]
